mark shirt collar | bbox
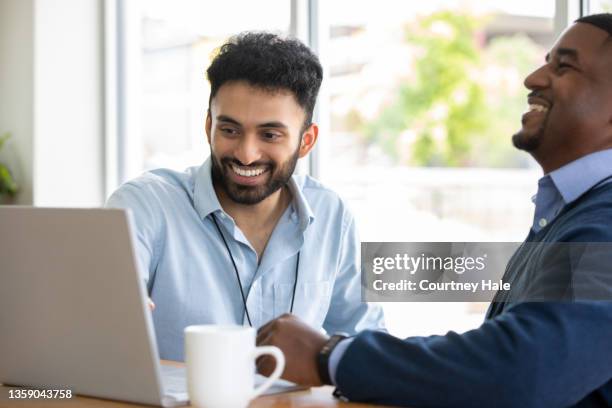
[286,176,315,231]
[193,157,224,220]
[548,148,612,205]
[193,156,315,230]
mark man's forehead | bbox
[551,22,610,60]
[210,82,305,126]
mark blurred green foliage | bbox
[361,10,542,167]
[0,133,18,197]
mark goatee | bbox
[211,146,300,205]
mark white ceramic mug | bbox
[184,325,285,408]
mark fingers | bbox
[257,313,289,336]
[256,313,293,344]
[256,324,272,344]
[256,355,275,376]
[256,330,272,347]
[148,298,155,311]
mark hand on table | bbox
[256,314,328,386]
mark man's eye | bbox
[262,132,280,140]
[221,127,238,135]
[556,62,572,71]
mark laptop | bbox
[0,207,298,406]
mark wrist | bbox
[316,333,348,385]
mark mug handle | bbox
[251,345,285,398]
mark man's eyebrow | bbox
[216,115,242,126]
[216,116,288,129]
[546,47,579,63]
[257,121,288,129]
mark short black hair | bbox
[575,13,612,37]
[206,32,323,128]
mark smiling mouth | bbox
[521,102,550,126]
[230,163,267,178]
[527,104,549,114]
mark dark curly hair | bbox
[206,32,323,129]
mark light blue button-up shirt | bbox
[106,157,384,361]
[531,148,612,233]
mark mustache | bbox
[527,90,551,102]
[220,157,273,168]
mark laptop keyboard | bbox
[161,365,188,395]
[160,363,304,401]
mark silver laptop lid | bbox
[0,207,165,406]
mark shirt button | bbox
[538,218,548,228]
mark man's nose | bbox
[523,63,550,91]
[234,134,262,165]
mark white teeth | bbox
[231,164,265,177]
[529,104,548,113]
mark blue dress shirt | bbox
[532,148,612,233]
[329,148,612,385]
[106,157,385,361]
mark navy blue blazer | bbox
[335,183,612,407]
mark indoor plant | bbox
[0,132,18,201]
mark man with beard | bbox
[256,14,612,407]
[107,32,384,362]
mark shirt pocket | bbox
[273,281,331,327]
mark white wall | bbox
[0,0,34,205]
[0,0,105,206]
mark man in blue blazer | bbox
[257,14,612,407]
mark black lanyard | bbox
[211,213,299,327]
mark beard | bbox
[512,113,549,152]
[211,146,300,205]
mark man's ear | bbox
[205,111,212,145]
[298,123,319,158]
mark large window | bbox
[113,1,601,337]
[320,1,557,241]
[317,1,557,336]
[589,0,612,12]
